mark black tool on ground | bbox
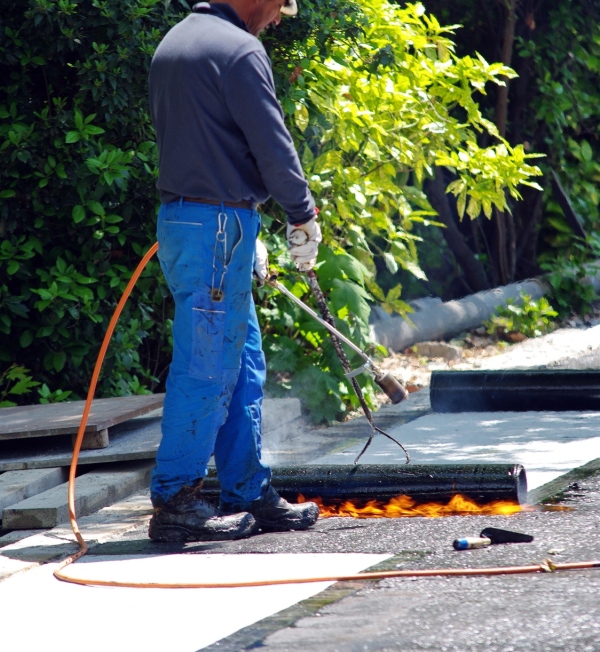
[480,527,534,544]
[202,463,528,505]
[430,369,600,412]
[269,270,409,464]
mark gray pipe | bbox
[372,279,549,352]
[372,265,600,353]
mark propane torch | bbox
[268,274,407,404]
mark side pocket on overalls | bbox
[190,291,226,381]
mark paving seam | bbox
[528,457,600,504]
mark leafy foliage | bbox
[520,3,600,234]
[523,2,600,311]
[0,0,542,423]
[0,0,185,402]
[484,293,558,340]
[406,0,600,297]
[0,364,40,408]
[258,0,542,419]
[541,248,600,319]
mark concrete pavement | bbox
[1,383,600,650]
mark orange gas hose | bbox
[53,241,600,588]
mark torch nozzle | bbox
[374,371,409,404]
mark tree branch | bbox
[425,168,490,293]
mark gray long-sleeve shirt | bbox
[149,3,315,224]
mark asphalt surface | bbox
[253,493,600,652]
[87,470,600,652]
[4,330,600,652]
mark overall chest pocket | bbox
[189,291,226,381]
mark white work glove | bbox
[253,238,269,286]
[286,216,322,272]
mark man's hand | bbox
[286,216,322,272]
[254,238,269,286]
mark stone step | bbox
[0,468,66,519]
[2,461,153,529]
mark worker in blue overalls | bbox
[147,0,321,541]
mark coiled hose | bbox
[53,243,600,588]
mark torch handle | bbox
[272,278,375,368]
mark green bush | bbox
[0,0,371,419]
[0,0,189,402]
[484,292,558,340]
[1,0,543,423]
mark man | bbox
[147,0,322,541]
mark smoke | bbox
[260,404,316,466]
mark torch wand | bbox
[268,271,410,464]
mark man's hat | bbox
[281,0,298,16]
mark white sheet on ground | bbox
[0,552,390,652]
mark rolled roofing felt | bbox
[430,370,600,412]
[203,464,528,505]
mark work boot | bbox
[248,485,319,532]
[148,484,258,542]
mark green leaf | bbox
[19,330,34,348]
[580,140,593,162]
[53,351,67,372]
[10,376,40,395]
[84,125,105,136]
[401,260,427,280]
[329,278,371,323]
[65,131,81,143]
[383,252,398,273]
[72,205,86,223]
[37,325,54,337]
[74,109,84,130]
[87,201,105,216]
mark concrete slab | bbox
[312,410,600,493]
[0,492,152,581]
[262,392,431,466]
[528,456,600,504]
[2,461,153,529]
[473,324,600,370]
[0,467,66,518]
[0,553,389,652]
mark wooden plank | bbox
[2,461,153,529]
[0,413,163,471]
[74,428,110,450]
[0,468,66,518]
[0,393,164,441]
[0,397,303,471]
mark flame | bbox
[297,493,522,518]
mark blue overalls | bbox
[150,199,271,510]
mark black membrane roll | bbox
[430,369,600,412]
[202,463,528,505]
